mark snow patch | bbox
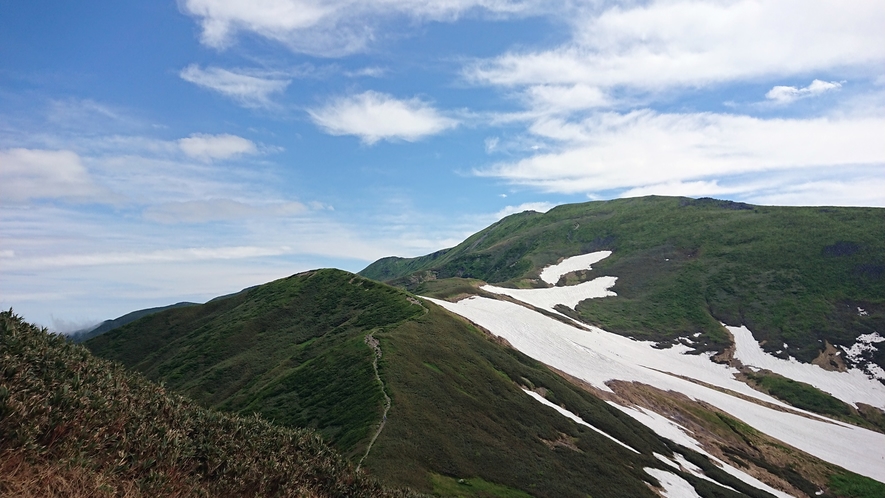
[729,325,885,405]
[539,251,612,285]
[523,389,639,454]
[482,276,617,312]
[672,453,738,492]
[644,468,702,498]
[840,332,885,381]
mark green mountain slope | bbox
[85,269,782,497]
[67,301,198,343]
[87,269,423,458]
[0,310,415,498]
[361,196,885,369]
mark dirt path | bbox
[357,332,390,471]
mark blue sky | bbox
[2,0,884,331]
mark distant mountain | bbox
[362,196,885,374]
[67,301,198,343]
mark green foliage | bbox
[87,269,424,457]
[429,473,535,498]
[829,472,885,498]
[361,196,885,364]
[0,309,418,497]
[744,373,885,432]
[366,303,679,498]
[747,373,851,417]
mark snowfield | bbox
[729,325,885,408]
[424,251,885,488]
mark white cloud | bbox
[144,198,306,223]
[524,84,609,112]
[766,79,843,104]
[494,201,553,219]
[180,0,541,56]
[467,1,885,92]
[180,64,290,107]
[8,245,294,270]
[619,180,745,199]
[178,133,258,161]
[345,66,387,78]
[0,148,109,203]
[745,177,885,207]
[308,91,458,144]
[476,111,885,194]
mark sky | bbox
[1,0,884,332]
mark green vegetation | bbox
[87,269,424,458]
[0,310,416,497]
[67,302,198,343]
[86,267,765,497]
[747,372,850,417]
[362,196,885,365]
[430,474,535,498]
[829,472,885,498]
[745,372,885,432]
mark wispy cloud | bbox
[308,91,458,144]
[476,111,885,194]
[766,79,843,104]
[180,0,543,56]
[467,1,885,92]
[6,245,293,270]
[0,148,112,204]
[180,64,290,107]
[178,133,258,161]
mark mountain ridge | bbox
[361,196,885,375]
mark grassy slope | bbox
[85,269,776,497]
[0,310,416,498]
[87,269,425,458]
[361,196,885,366]
[367,302,662,497]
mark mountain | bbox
[67,301,198,343]
[361,196,885,375]
[78,196,885,497]
[84,270,666,496]
[0,310,416,497]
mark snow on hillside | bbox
[644,468,702,498]
[539,251,613,284]
[424,251,885,487]
[482,276,617,311]
[730,325,885,408]
[522,389,639,454]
